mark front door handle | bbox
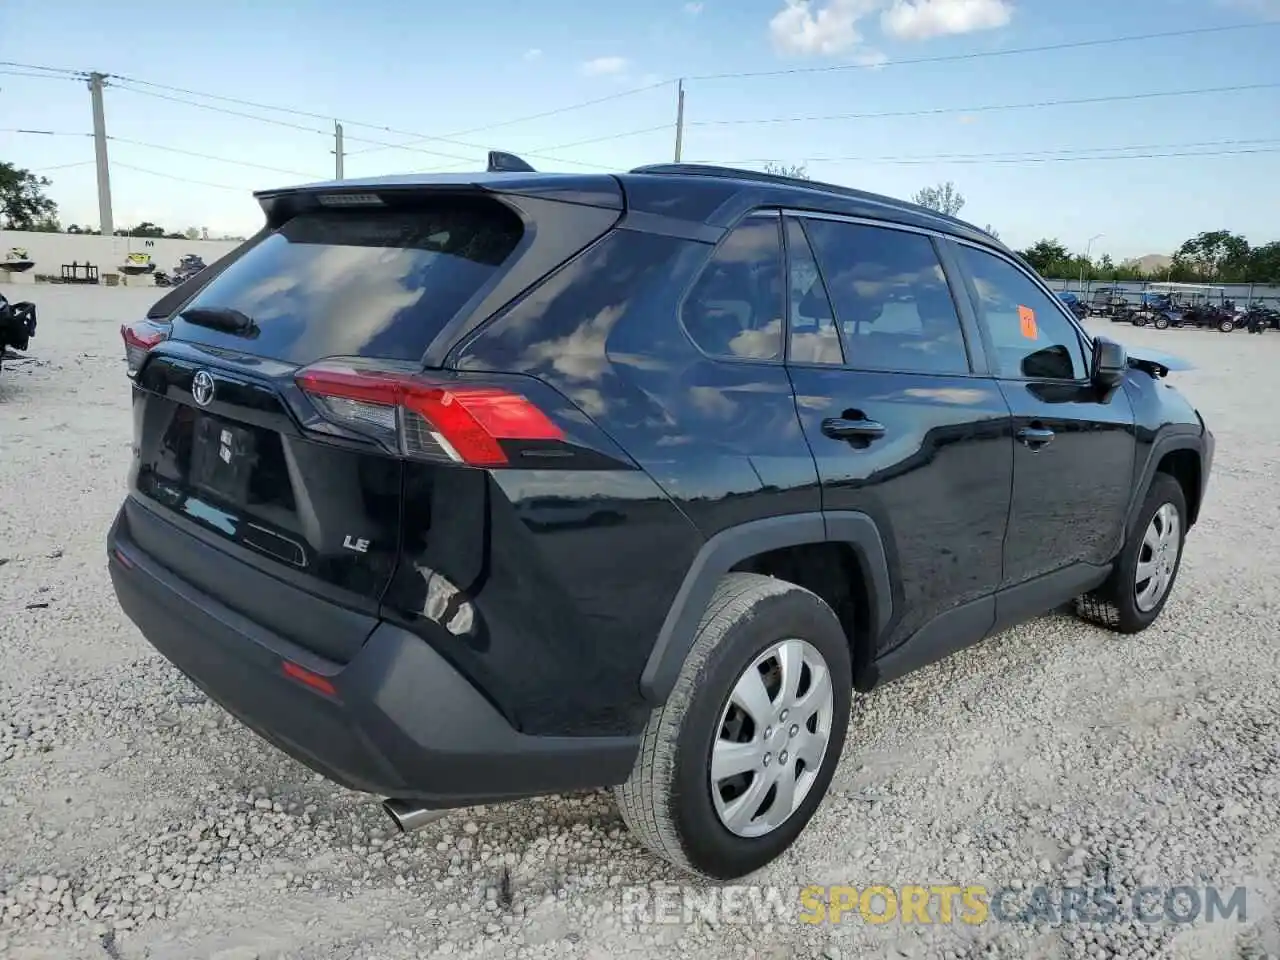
[821,416,887,442]
[1016,425,1055,450]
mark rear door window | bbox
[802,219,970,375]
[168,199,524,364]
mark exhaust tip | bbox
[382,798,447,834]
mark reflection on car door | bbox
[782,215,1014,658]
[952,240,1137,590]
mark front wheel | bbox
[1076,473,1187,633]
[615,573,852,879]
[1154,315,1170,330]
[1219,318,1235,332]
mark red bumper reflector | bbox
[281,660,338,697]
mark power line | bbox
[113,162,246,192]
[690,81,1280,126]
[703,146,1280,168]
[709,137,1280,165]
[32,160,96,173]
[0,61,84,78]
[686,21,1280,81]
[108,136,324,178]
[0,68,83,82]
[106,84,334,137]
[104,71,673,164]
[0,128,89,137]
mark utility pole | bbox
[88,72,114,237]
[334,122,345,180]
[674,79,685,163]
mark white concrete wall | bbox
[1,231,241,278]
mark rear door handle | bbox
[1016,425,1055,450]
[821,416,887,442]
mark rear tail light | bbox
[295,360,563,467]
[121,320,169,377]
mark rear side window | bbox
[169,199,524,363]
[682,215,784,361]
[958,244,1087,380]
[802,219,969,375]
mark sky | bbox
[2,0,1279,260]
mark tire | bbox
[1154,315,1170,330]
[614,573,852,880]
[1076,473,1187,634]
[1131,316,1147,327]
[1219,318,1235,333]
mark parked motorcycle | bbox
[1244,302,1280,334]
[0,292,37,376]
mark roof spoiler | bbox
[487,151,536,173]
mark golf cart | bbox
[1140,282,1240,332]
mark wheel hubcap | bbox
[1135,502,1181,612]
[710,638,835,838]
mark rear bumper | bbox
[107,506,640,806]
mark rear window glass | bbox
[169,199,523,363]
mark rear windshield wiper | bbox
[179,306,259,338]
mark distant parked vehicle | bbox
[1056,291,1088,320]
[1143,283,1239,332]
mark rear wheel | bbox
[1076,473,1187,633]
[1153,315,1170,330]
[615,573,851,879]
[1219,317,1235,332]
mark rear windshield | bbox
[168,198,524,363]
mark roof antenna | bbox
[487,151,536,173]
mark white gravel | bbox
[2,286,1279,960]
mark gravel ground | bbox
[2,286,1279,960]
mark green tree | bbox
[912,181,965,216]
[1246,241,1280,284]
[0,161,59,231]
[118,221,167,238]
[1173,230,1251,281]
[1019,239,1071,276]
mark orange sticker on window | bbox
[1018,305,1038,339]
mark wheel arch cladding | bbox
[639,511,892,703]
[1125,433,1206,536]
[1157,447,1203,527]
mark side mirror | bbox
[1091,336,1127,388]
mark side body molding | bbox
[639,510,892,703]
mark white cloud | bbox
[581,56,630,76]
[880,0,1013,40]
[769,0,882,55]
[684,1,705,13]
[523,48,543,61]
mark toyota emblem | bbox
[191,370,215,407]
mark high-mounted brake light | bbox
[295,361,563,467]
[316,193,385,208]
[121,320,169,377]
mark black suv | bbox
[108,161,1214,880]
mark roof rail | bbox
[629,162,984,234]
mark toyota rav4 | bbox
[108,159,1214,880]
